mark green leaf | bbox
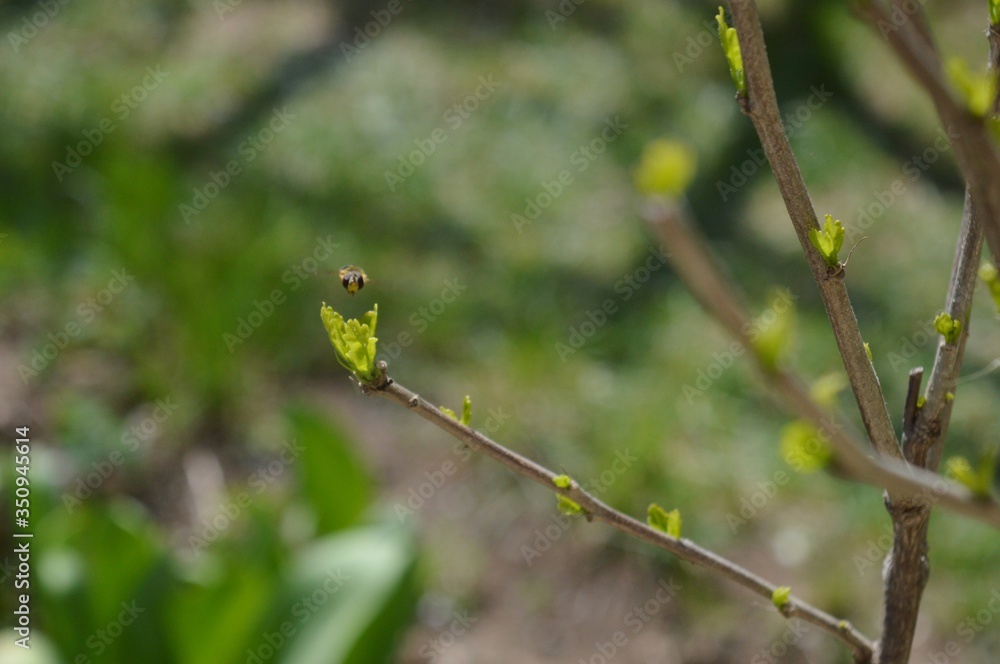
[634,139,698,196]
[288,405,373,534]
[557,494,583,515]
[946,452,996,497]
[440,406,458,420]
[462,395,472,426]
[321,303,380,382]
[780,420,831,473]
[864,342,873,362]
[992,0,1000,25]
[269,524,419,664]
[647,504,682,538]
[716,7,745,93]
[809,372,847,408]
[979,263,1000,315]
[934,312,962,344]
[753,287,796,372]
[553,474,572,489]
[772,586,792,610]
[808,214,845,268]
[947,57,998,117]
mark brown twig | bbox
[727,0,903,464]
[357,365,875,662]
[859,1,1000,263]
[641,200,1000,530]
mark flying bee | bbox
[337,265,368,295]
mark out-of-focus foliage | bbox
[1,0,999,662]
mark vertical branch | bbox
[727,0,903,463]
[880,193,982,664]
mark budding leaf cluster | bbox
[647,503,682,538]
[808,214,845,268]
[934,312,962,345]
[320,303,379,381]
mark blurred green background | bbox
[2,0,999,662]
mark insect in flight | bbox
[337,265,369,295]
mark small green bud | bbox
[647,503,682,538]
[553,475,572,489]
[557,494,583,515]
[716,7,745,93]
[934,313,962,344]
[808,214,845,268]
[772,586,791,610]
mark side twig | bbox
[358,365,875,662]
[641,200,1000,531]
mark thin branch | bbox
[880,193,982,664]
[859,1,1000,263]
[357,366,875,662]
[727,0,903,463]
[642,200,1000,530]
